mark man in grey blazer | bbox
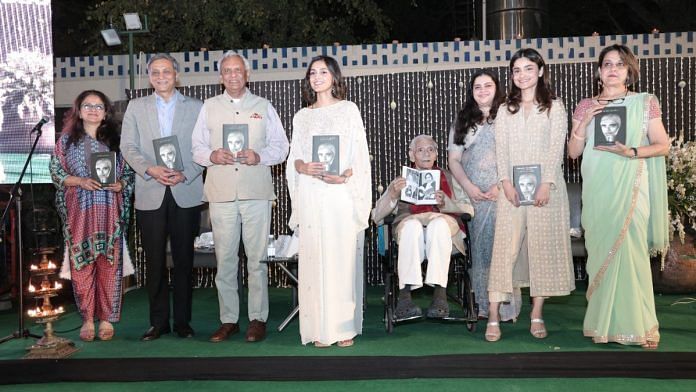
[121,53,204,341]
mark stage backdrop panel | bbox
[0,0,55,184]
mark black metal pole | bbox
[0,127,46,343]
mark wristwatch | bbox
[630,147,638,159]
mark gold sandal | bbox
[337,339,354,347]
[485,321,501,342]
[98,321,114,341]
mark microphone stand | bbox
[0,126,45,344]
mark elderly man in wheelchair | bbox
[372,134,473,319]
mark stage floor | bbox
[1,284,696,384]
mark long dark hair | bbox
[452,69,505,145]
[506,48,555,115]
[62,90,120,152]
[301,56,347,105]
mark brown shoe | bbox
[209,323,239,343]
[245,320,266,342]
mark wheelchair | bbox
[379,213,478,333]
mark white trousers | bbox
[397,217,452,290]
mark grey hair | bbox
[147,53,179,73]
[409,134,437,151]
[218,50,251,74]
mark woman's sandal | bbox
[485,321,501,342]
[314,341,331,348]
[337,339,354,348]
[530,318,548,339]
[79,322,95,342]
[641,341,659,350]
[98,321,114,341]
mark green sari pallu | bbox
[581,93,669,345]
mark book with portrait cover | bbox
[400,166,440,205]
[152,135,184,171]
[594,106,626,147]
[90,151,116,186]
[223,124,249,162]
[312,135,340,175]
[513,164,541,206]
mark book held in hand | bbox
[312,135,340,175]
[223,124,249,162]
[400,166,440,205]
[153,135,184,171]
[594,106,626,147]
[90,151,116,186]
[513,164,541,206]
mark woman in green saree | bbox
[568,44,670,349]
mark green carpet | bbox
[1,282,695,360]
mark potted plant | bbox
[652,136,696,294]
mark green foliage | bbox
[79,0,391,54]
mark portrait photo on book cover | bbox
[400,166,440,205]
[223,124,249,162]
[594,106,626,147]
[312,134,340,175]
[513,164,541,206]
[152,135,184,171]
[91,151,116,185]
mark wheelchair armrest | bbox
[459,213,472,222]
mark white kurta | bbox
[287,100,372,345]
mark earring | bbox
[331,86,336,95]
